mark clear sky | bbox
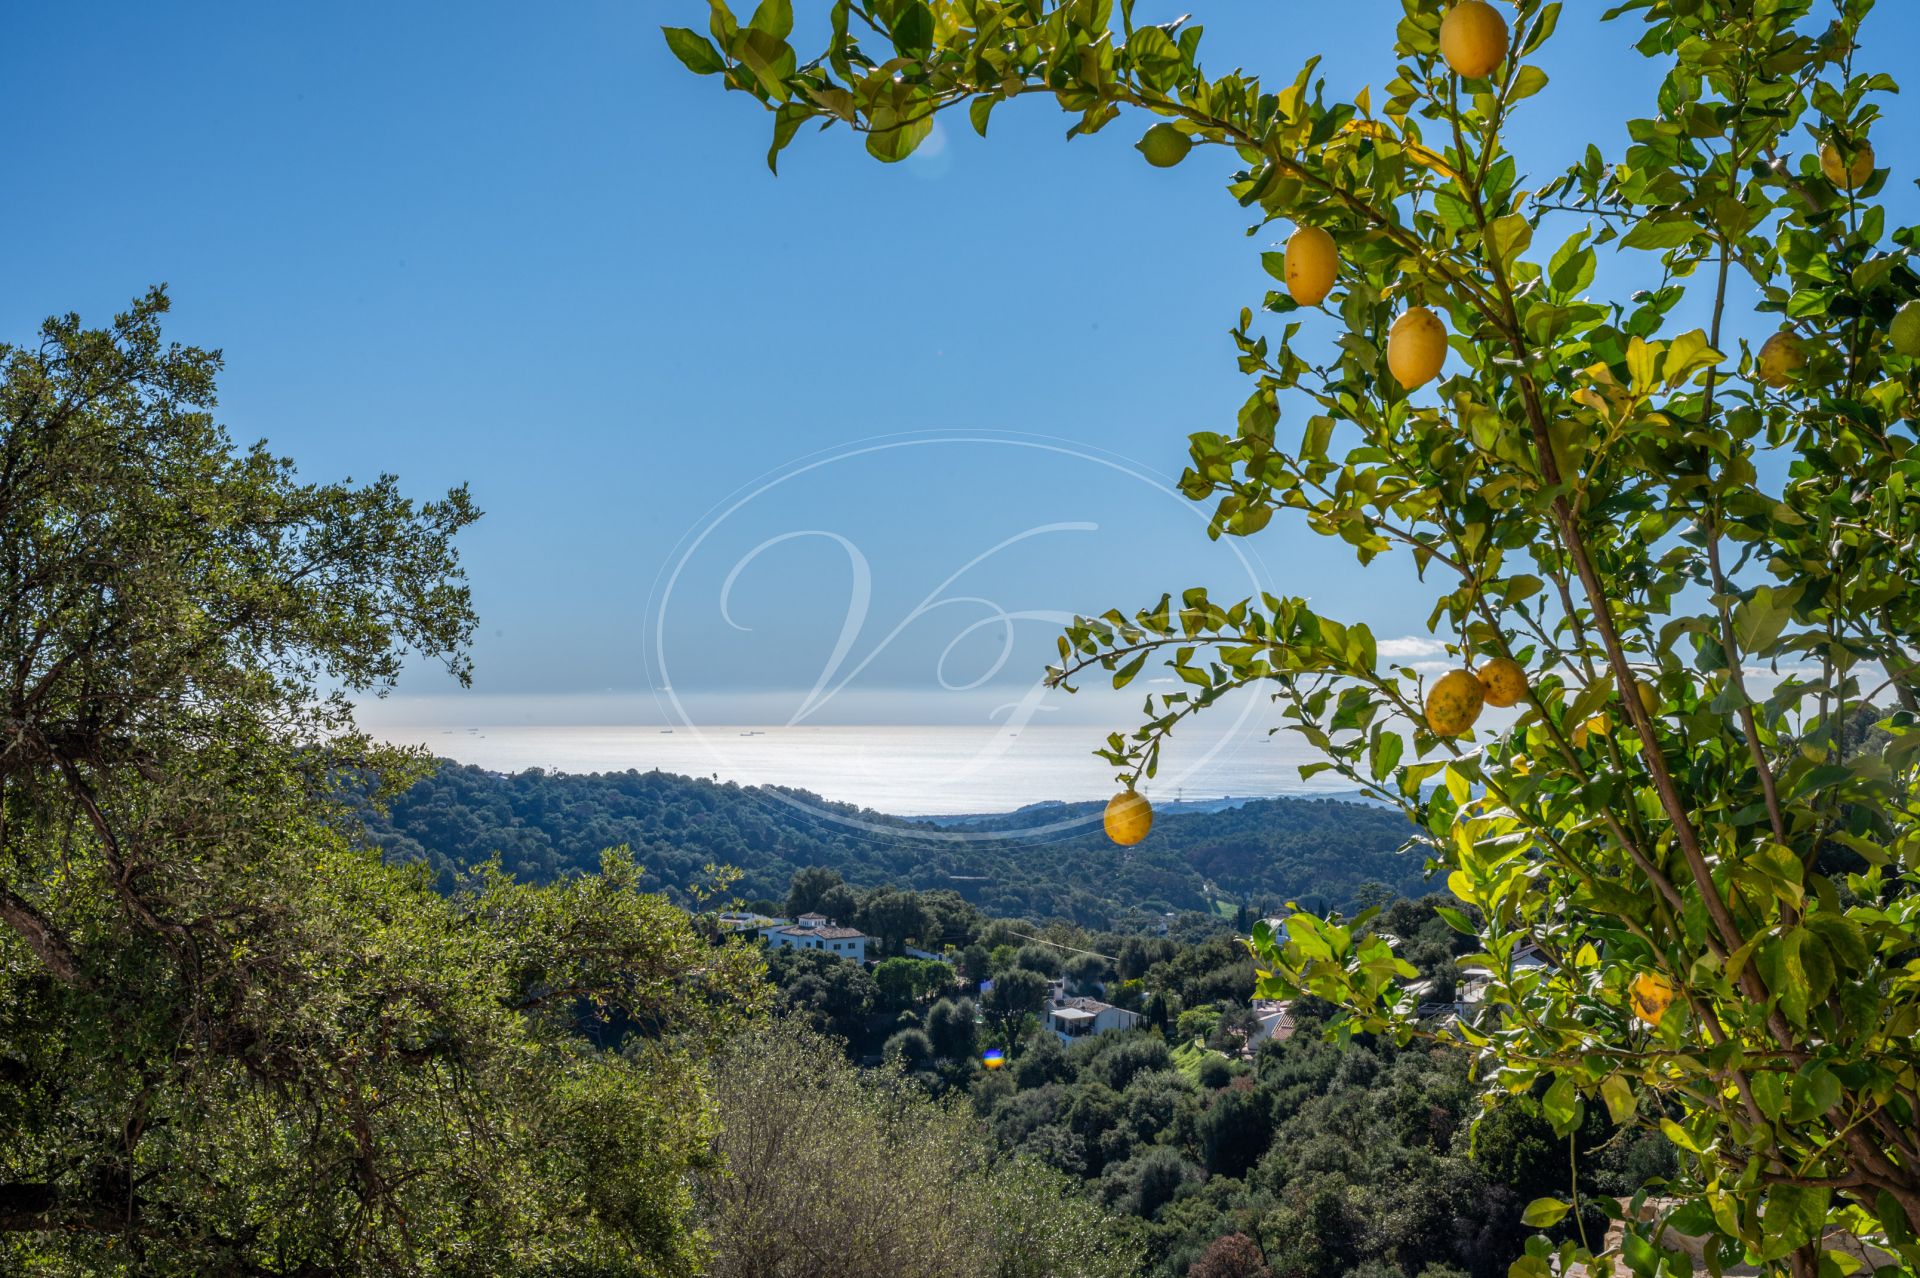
[4,2,1916,731]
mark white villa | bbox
[1045,992,1142,1042]
[761,912,870,963]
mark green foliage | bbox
[985,966,1053,1043]
[674,0,1920,1269]
[358,761,1428,923]
[874,955,955,1007]
[925,995,980,1060]
[701,1019,1144,1278]
[0,295,766,1273]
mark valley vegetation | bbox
[355,760,1428,924]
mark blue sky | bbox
[4,2,1916,730]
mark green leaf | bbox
[1732,584,1803,655]
[1660,1118,1702,1154]
[735,27,797,99]
[1759,1183,1831,1257]
[1625,335,1661,391]
[746,0,792,39]
[1509,66,1549,102]
[1542,1075,1581,1136]
[865,100,934,162]
[1368,729,1404,781]
[1488,213,1533,267]
[662,26,727,75]
[969,95,997,138]
[1620,219,1696,250]
[1601,1074,1636,1124]
[1522,1198,1572,1229]
[890,0,934,59]
[1756,928,1810,1026]
[766,102,807,172]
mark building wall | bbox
[762,929,868,963]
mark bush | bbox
[924,996,978,1062]
[1189,1233,1272,1278]
[702,1020,1141,1278]
[883,1027,934,1070]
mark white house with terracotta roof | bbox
[762,912,869,963]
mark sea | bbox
[366,723,1354,817]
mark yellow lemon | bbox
[1104,790,1154,845]
[1439,1,1508,80]
[1630,972,1678,1026]
[1139,123,1192,168]
[1476,657,1528,709]
[1820,138,1875,190]
[1425,669,1485,737]
[1632,678,1659,718]
[1285,224,1339,307]
[1387,306,1449,390]
[1892,301,1920,357]
[1755,331,1805,388]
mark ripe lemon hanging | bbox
[1476,657,1528,709]
[1387,306,1449,389]
[1139,123,1192,168]
[1439,1,1508,80]
[1104,790,1154,846]
[1820,138,1875,190]
[1425,669,1485,737]
[1755,331,1806,388]
[1632,678,1659,718]
[1285,225,1338,306]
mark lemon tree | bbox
[670,1,1920,1273]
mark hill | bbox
[356,761,1429,926]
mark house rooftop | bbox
[1051,1007,1098,1022]
[775,924,865,940]
[1055,996,1121,1016]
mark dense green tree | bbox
[858,886,934,955]
[1013,942,1066,977]
[1013,1028,1072,1091]
[784,866,845,918]
[983,967,1051,1046]
[0,292,764,1274]
[764,944,877,1043]
[883,1026,935,1070]
[1198,1087,1273,1179]
[1102,1147,1202,1221]
[924,996,979,1062]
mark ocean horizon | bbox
[366,722,1355,817]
